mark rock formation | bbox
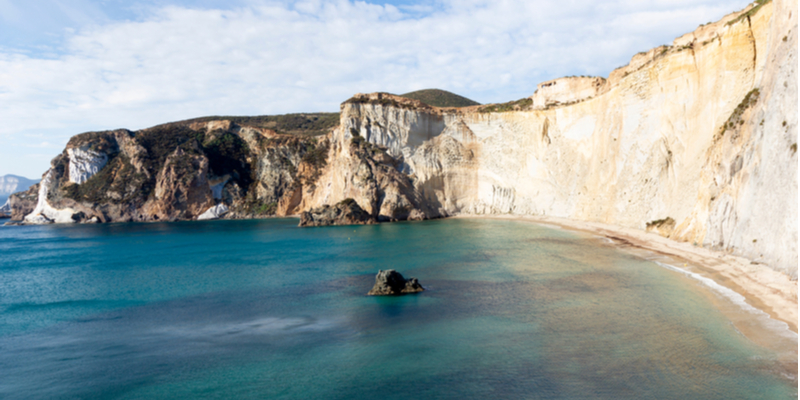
[197,204,229,220]
[8,1,797,278]
[367,269,424,295]
[298,198,377,227]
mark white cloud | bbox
[0,0,746,177]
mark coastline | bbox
[452,213,798,335]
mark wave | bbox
[152,316,339,339]
[654,261,797,340]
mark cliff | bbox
[10,0,797,277]
[10,119,335,223]
[299,0,796,277]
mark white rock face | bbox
[197,204,229,220]
[531,76,605,109]
[310,0,797,277]
[67,147,108,184]
[23,169,77,224]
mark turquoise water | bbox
[0,218,795,399]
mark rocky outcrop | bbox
[7,184,38,221]
[367,269,424,295]
[298,198,376,227]
[197,204,229,220]
[144,145,214,221]
[531,76,605,109]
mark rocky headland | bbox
[7,0,797,285]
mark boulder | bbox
[197,203,229,220]
[367,269,424,296]
[299,198,377,227]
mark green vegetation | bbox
[66,131,123,153]
[345,96,420,110]
[647,217,675,228]
[339,198,358,206]
[302,139,329,170]
[201,130,253,188]
[256,202,278,215]
[349,128,386,158]
[399,89,480,108]
[478,98,533,113]
[791,143,797,155]
[726,0,771,26]
[63,154,147,204]
[301,139,330,188]
[160,113,340,137]
[717,88,760,138]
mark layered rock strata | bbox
[300,0,796,277]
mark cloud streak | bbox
[1,0,745,176]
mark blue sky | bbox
[1,0,747,178]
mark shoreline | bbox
[452,213,798,334]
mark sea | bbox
[0,218,796,399]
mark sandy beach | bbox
[453,214,798,335]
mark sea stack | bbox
[299,198,377,227]
[367,269,424,296]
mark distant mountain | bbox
[0,175,39,205]
[399,89,480,108]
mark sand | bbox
[453,214,798,334]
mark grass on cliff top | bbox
[398,89,481,108]
[478,98,533,113]
[158,113,340,137]
[726,0,771,26]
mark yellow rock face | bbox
[308,0,797,277]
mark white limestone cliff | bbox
[197,204,229,220]
[67,147,108,184]
[23,169,77,224]
[307,0,798,277]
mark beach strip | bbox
[453,214,798,334]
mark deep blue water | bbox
[0,218,795,399]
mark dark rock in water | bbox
[299,198,377,227]
[367,269,424,296]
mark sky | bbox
[1,0,749,178]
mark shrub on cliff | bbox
[399,89,480,108]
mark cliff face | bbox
[301,0,797,276]
[11,121,334,223]
[10,1,796,276]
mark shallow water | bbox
[0,218,795,399]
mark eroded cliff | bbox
[300,0,797,277]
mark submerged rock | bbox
[299,198,377,227]
[367,269,424,296]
